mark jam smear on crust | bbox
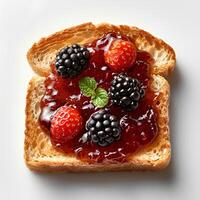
[39,32,159,163]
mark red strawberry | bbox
[50,106,83,145]
[104,39,137,71]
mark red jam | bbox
[39,33,158,163]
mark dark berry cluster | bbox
[55,44,90,77]
[86,110,121,147]
[109,74,145,110]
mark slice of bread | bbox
[25,23,175,172]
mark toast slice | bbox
[25,75,170,172]
[25,23,175,171]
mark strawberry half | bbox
[50,106,83,145]
[104,39,137,71]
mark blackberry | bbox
[109,74,145,110]
[85,110,121,147]
[55,44,90,77]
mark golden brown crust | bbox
[24,75,170,172]
[27,22,176,77]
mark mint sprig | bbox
[79,77,109,108]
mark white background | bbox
[0,0,200,199]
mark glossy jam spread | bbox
[39,33,158,163]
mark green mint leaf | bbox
[79,77,97,97]
[92,88,109,108]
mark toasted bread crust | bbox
[24,75,170,172]
[27,23,176,77]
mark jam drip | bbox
[39,32,158,163]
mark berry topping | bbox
[40,32,157,163]
[104,39,137,71]
[50,106,83,145]
[55,44,90,78]
[85,110,121,147]
[109,74,145,110]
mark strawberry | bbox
[50,106,83,145]
[104,39,137,71]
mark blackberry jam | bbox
[39,32,158,163]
